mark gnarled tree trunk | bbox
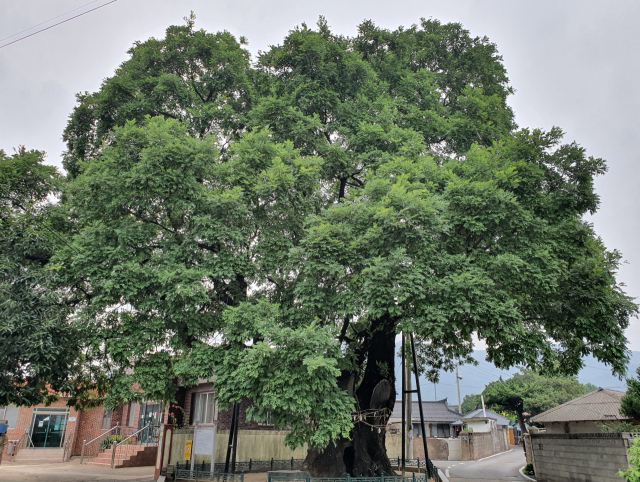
[304,316,397,476]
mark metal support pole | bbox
[224,402,238,474]
[409,333,431,478]
[230,403,240,473]
[401,332,406,475]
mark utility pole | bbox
[434,382,437,400]
[456,364,462,413]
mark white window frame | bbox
[193,392,218,425]
[102,409,113,429]
[257,410,273,426]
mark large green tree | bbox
[483,370,593,434]
[52,16,635,476]
[0,148,79,406]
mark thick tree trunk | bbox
[304,315,397,476]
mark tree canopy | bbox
[0,148,80,406]
[482,370,593,433]
[3,14,636,476]
[621,367,640,421]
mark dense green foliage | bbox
[3,14,635,472]
[482,370,592,433]
[621,367,640,421]
[619,437,640,481]
[0,148,78,406]
[461,393,482,414]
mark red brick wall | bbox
[3,398,82,456]
[182,383,275,431]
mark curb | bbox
[519,465,536,481]
[437,468,450,482]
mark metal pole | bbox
[401,332,406,475]
[230,402,240,473]
[456,364,462,414]
[224,402,238,474]
[191,420,198,472]
[406,336,413,460]
[409,333,431,478]
[80,439,86,464]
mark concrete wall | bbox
[530,433,632,482]
[385,433,449,461]
[168,429,307,466]
[544,421,611,434]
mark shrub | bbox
[99,434,130,450]
[618,437,640,482]
[523,463,535,476]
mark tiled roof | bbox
[462,408,510,426]
[389,399,462,423]
[530,388,629,423]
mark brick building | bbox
[1,380,276,459]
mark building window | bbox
[0,405,18,428]
[257,410,273,426]
[102,409,112,429]
[193,392,217,424]
[127,403,137,427]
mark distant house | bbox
[388,399,462,438]
[529,388,632,433]
[461,408,510,431]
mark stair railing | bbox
[8,429,33,462]
[62,428,74,462]
[80,422,120,464]
[110,423,152,469]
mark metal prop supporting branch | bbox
[401,332,432,478]
[224,402,240,474]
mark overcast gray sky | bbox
[2,0,639,351]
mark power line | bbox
[0,0,104,43]
[0,0,119,50]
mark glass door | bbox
[31,413,67,448]
[138,403,162,443]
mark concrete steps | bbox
[11,448,65,465]
[86,445,157,468]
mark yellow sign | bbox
[184,440,192,460]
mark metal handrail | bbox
[8,430,30,462]
[110,423,151,469]
[62,428,74,462]
[80,422,120,464]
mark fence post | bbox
[249,459,252,471]
[110,443,117,469]
[268,473,271,482]
[80,440,86,465]
[417,457,420,472]
[271,458,274,470]
[381,474,385,482]
[195,466,199,482]
[412,472,416,482]
[291,457,294,469]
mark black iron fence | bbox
[267,474,432,482]
[175,470,245,481]
[175,458,306,474]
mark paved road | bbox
[433,445,528,482]
[0,460,155,482]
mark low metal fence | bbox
[175,470,245,481]
[267,474,432,482]
[389,458,439,477]
[175,458,306,473]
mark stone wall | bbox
[530,433,633,482]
